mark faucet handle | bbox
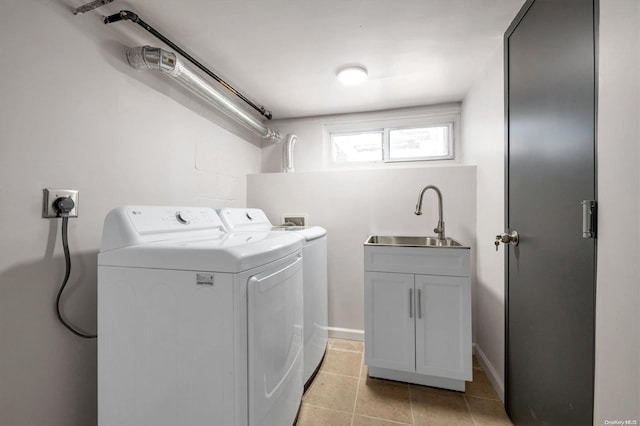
[433,222,445,240]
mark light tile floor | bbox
[297,338,512,426]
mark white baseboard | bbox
[328,327,364,341]
[473,343,505,402]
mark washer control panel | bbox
[101,206,228,252]
[127,206,224,235]
[175,211,192,225]
[217,208,272,232]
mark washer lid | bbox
[297,226,327,241]
[98,230,303,273]
[99,206,303,272]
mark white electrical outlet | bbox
[42,188,79,218]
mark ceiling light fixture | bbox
[337,66,368,85]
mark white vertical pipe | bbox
[282,133,298,173]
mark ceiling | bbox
[87,0,524,119]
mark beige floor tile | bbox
[296,403,353,426]
[307,340,490,426]
[321,348,363,377]
[361,363,368,379]
[409,384,464,398]
[353,414,412,425]
[303,372,359,413]
[465,396,513,426]
[410,385,474,426]
[465,369,500,400]
[329,338,364,353]
[355,377,412,424]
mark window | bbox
[331,132,383,163]
[327,115,456,166]
[388,124,453,161]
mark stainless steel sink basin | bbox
[365,235,466,248]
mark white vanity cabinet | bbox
[363,244,471,391]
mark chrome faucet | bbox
[415,185,445,240]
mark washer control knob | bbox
[175,211,192,225]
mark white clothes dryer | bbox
[217,208,328,386]
[97,206,304,426]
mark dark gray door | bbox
[504,0,597,424]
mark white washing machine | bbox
[97,206,305,426]
[217,208,328,386]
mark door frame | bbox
[502,0,599,419]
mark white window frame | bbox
[385,122,455,162]
[330,130,385,164]
[324,112,459,169]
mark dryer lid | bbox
[271,225,327,241]
[217,208,272,232]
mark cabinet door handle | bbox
[417,288,422,319]
[409,288,413,318]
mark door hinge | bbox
[581,200,597,239]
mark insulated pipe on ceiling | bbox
[126,46,283,143]
[105,10,272,120]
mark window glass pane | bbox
[331,132,383,163]
[389,125,451,159]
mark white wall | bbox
[253,106,475,335]
[261,104,462,173]
[254,69,476,343]
[248,166,476,335]
[0,2,260,424]
[594,0,640,422]
[460,43,506,400]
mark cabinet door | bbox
[364,272,415,372]
[415,275,471,380]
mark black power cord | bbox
[54,197,97,339]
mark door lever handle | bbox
[495,231,519,251]
[582,200,597,239]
